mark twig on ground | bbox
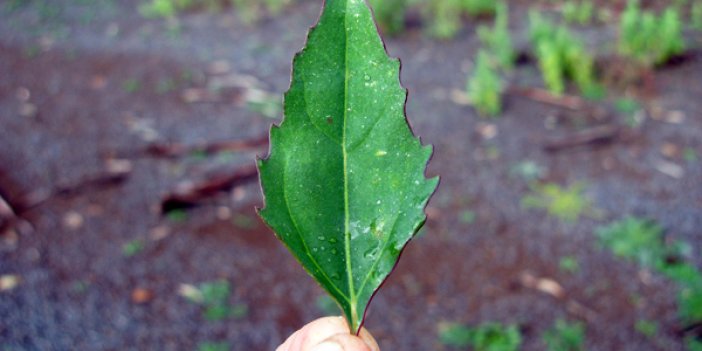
[145,135,268,158]
[508,86,587,110]
[161,164,259,213]
[543,124,621,152]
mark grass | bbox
[197,342,230,351]
[368,0,409,36]
[467,50,503,117]
[559,256,580,274]
[182,280,248,321]
[634,319,658,338]
[618,0,685,67]
[477,2,514,71]
[597,217,702,323]
[521,182,592,222]
[529,10,600,97]
[438,322,522,350]
[122,239,145,257]
[561,1,594,25]
[121,78,142,94]
[139,0,291,23]
[542,319,585,351]
[595,217,666,267]
[510,160,545,182]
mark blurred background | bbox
[0,0,701,350]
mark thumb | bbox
[310,333,375,351]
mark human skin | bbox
[276,317,380,351]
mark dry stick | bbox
[543,124,622,152]
[161,164,259,213]
[22,160,132,210]
[507,86,587,110]
[145,135,269,158]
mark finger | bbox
[287,317,351,351]
[358,327,380,351]
[309,333,373,351]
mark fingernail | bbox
[311,341,344,351]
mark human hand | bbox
[276,316,380,351]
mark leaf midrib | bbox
[341,0,358,327]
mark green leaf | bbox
[257,0,438,333]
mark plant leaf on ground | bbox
[467,50,503,117]
[257,0,438,333]
[543,319,586,351]
[438,322,522,350]
[521,182,592,222]
[618,0,685,67]
[597,217,702,322]
[529,10,600,97]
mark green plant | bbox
[635,319,658,338]
[122,239,145,257]
[510,160,546,182]
[522,182,592,222]
[595,217,666,268]
[559,256,580,273]
[368,0,409,35]
[424,0,497,39]
[182,280,247,321]
[122,78,142,93]
[543,319,585,351]
[425,0,464,39]
[618,0,685,66]
[438,322,474,348]
[467,51,503,117]
[477,2,514,70]
[561,1,593,25]
[694,1,702,30]
[438,322,522,351]
[597,217,702,323]
[197,342,230,351]
[139,0,291,23]
[529,11,599,96]
[461,0,497,16]
[257,0,438,333]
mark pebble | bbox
[63,211,84,230]
[0,274,20,292]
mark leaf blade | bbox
[258,0,437,333]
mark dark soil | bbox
[1,1,701,350]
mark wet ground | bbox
[1,1,701,350]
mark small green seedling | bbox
[467,50,503,117]
[477,2,514,71]
[529,11,599,96]
[694,1,702,30]
[597,217,702,323]
[595,216,666,268]
[543,319,586,351]
[425,0,498,39]
[197,342,230,351]
[122,239,145,257]
[425,0,463,39]
[561,1,594,25]
[461,0,498,16]
[439,322,522,351]
[635,319,658,338]
[559,256,580,273]
[368,0,409,36]
[122,78,142,93]
[618,0,685,67]
[510,160,546,182]
[182,280,247,321]
[438,322,474,348]
[521,182,592,222]
[258,0,438,333]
